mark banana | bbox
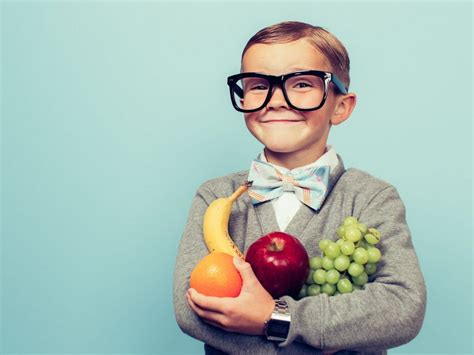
[203,181,252,259]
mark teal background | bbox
[1,1,472,354]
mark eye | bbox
[249,83,269,91]
[293,81,313,89]
[243,78,269,92]
[286,75,324,91]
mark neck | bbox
[264,145,327,170]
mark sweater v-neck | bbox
[250,155,346,238]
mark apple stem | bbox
[270,240,284,252]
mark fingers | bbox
[233,257,257,287]
[233,256,249,272]
[187,288,226,313]
[187,292,215,316]
[187,291,229,330]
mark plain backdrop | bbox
[1,1,472,354]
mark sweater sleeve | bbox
[279,186,427,352]
[173,182,277,354]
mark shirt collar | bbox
[258,145,339,173]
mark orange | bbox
[190,252,242,297]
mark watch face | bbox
[268,319,290,339]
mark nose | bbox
[266,86,289,110]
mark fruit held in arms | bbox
[301,216,383,299]
[203,182,252,258]
[190,252,242,297]
[245,232,310,298]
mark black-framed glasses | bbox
[227,70,348,113]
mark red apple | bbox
[245,231,310,299]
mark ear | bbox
[330,93,357,125]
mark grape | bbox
[340,240,355,255]
[365,263,377,276]
[336,238,345,248]
[313,269,327,285]
[303,216,384,298]
[309,256,322,270]
[367,247,382,263]
[334,255,350,272]
[343,216,358,226]
[368,227,381,240]
[353,247,369,265]
[324,242,341,259]
[357,223,368,235]
[319,239,331,251]
[298,284,307,299]
[344,225,362,242]
[307,284,321,296]
[337,278,353,293]
[321,283,337,296]
[336,225,345,238]
[326,269,341,284]
[322,256,335,271]
[364,233,379,245]
[352,271,369,286]
[348,262,364,277]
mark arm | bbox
[173,183,277,353]
[280,186,427,352]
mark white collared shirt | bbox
[258,146,339,231]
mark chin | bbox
[258,131,305,152]
[263,142,300,154]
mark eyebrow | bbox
[251,67,325,76]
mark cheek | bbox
[301,111,330,129]
[244,112,255,122]
[244,113,259,133]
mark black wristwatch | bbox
[264,299,291,342]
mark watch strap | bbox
[264,299,291,342]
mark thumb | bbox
[233,256,257,284]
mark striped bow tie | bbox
[247,159,330,211]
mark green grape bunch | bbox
[298,216,382,298]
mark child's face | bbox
[241,39,346,164]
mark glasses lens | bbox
[231,76,270,111]
[285,74,325,110]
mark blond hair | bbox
[241,21,351,90]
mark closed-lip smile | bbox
[261,119,304,123]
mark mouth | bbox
[260,119,304,124]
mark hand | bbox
[187,256,275,335]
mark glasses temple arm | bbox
[233,85,244,99]
[331,75,348,94]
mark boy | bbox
[173,21,426,354]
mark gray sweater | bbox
[173,156,426,354]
